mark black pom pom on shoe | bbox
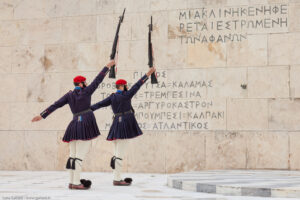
[124,178,133,184]
[80,179,92,188]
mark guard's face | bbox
[79,81,88,88]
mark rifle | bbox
[148,16,158,84]
[109,8,126,78]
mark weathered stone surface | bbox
[167,10,182,40]
[114,0,150,13]
[27,73,62,103]
[269,33,300,65]
[187,42,227,67]
[226,35,268,67]
[97,15,117,42]
[0,47,12,73]
[128,132,166,173]
[188,0,250,7]
[250,0,289,3]
[97,13,131,42]
[289,3,300,32]
[118,40,148,69]
[95,0,116,15]
[130,13,149,41]
[46,0,80,17]
[289,132,300,170]
[79,0,97,16]
[0,21,22,46]
[206,67,247,98]
[167,0,188,10]
[62,16,97,43]
[0,74,28,103]
[269,99,300,130]
[10,103,28,131]
[246,132,289,169]
[0,131,25,170]
[19,19,62,45]
[12,45,45,73]
[24,131,58,170]
[166,132,205,172]
[78,43,107,72]
[14,0,48,19]
[150,0,169,11]
[153,12,169,41]
[43,44,79,72]
[227,99,268,130]
[248,66,289,98]
[0,103,11,130]
[153,39,187,69]
[205,131,247,169]
[290,65,300,98]
[0,0,14,20]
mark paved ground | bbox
[0,171,298,200]
[168,170,300,199]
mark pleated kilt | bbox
[107,113,143,141]
[62,111,100,142]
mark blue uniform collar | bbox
[75,86,81,90]
[116,90,123,94]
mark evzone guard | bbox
[31,60,115,190]
[91,67,156,186]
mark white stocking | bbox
[69,141,76,184]
[113,140,128,181]
[73,140,92,185]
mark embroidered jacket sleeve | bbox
[125,74,149,99]
[84,66,109,95]
[40,93,69,119]
[91,95,112,111]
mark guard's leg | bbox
[67,141,76,188]
[112,139,131,186]
[72,140,92,189]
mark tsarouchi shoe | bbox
[70,183,90,190]
[113,180,131,186]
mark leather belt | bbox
[114,110,133,118]
[73,109,92,117]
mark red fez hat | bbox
[73,76,86,83]
[116,79,127,85]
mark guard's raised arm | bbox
[125,67,156,99]
[84,60,115,95]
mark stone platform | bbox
[167,170,300,198]
[1,170,298,200]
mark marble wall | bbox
[0,0,300,173]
